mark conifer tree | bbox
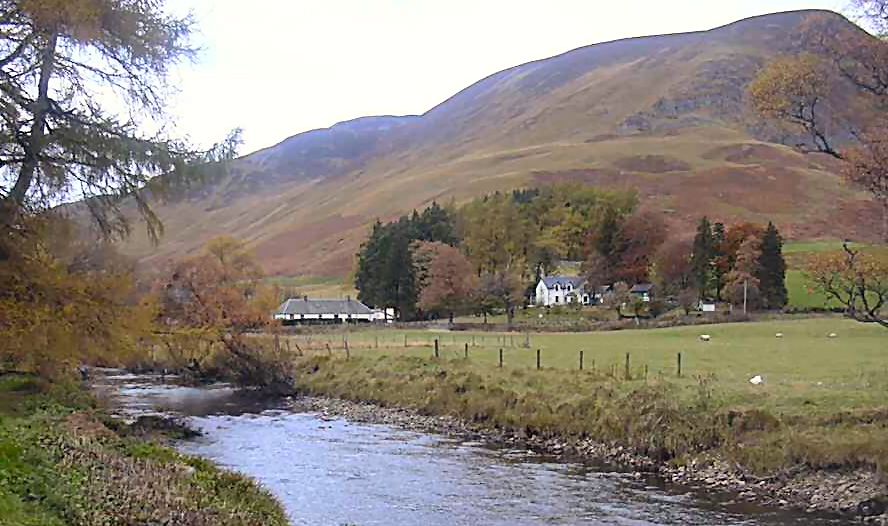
[0,0,239,241]
[690,217,714,299]
[711,222,728,301]
[757,222,788,309]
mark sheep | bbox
[699,334,711,342]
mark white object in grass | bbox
[775,333,784,338]
[749,375,764,385]
[699,334,711,342]
[828,333,838,338]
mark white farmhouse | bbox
[274,297,377,325]
[534,276,591,306]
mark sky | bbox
[168,0,850,155]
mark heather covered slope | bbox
[121,10,879,277]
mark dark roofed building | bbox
[629,283,654,302]
[274,297,377,324]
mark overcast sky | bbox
[168,0,849,155]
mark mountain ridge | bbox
[120,9,880,277]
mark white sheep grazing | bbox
[775,333,784,338]
[699,334,711,342]
[749,375,764,385]
[828,333,838,339]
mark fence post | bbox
[536,349,541,370]
[375,335,379,349]
[644,364,648,381]
[404,334,407,347]
[624,352,630,380]
[499,348,503,368]
[326,343,332,356]
[579,350,584,371]
[464,342,469,359]
[677,352,682,378]
[434,338,439,359]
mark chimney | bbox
[303,295,308,301]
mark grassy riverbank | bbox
[0,375,288,526]
[291,319,888,477]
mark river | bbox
[94,371,851,526]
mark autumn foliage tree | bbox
[0,1,238,380]
[750,9,888,240]
[154,236,290,390]
[417,243,477,324]
[653,236,693,295]
[749,53,840,157]
[0,217,151,377]
[806,243,888,327]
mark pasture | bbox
[285,318,887,418]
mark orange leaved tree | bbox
[805,243,888,328]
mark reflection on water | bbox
[95,371,851,526]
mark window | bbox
[567,284,573,292]
[554,283,560,291]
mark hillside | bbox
[120,9,881,277]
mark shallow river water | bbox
[95,371,851,526]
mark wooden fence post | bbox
[536,349,541,370]
[464,342,469,359]
[625,352,631,380]
[499,348,503,368]
[404,334,407,347]
[579,350,584,371]
[434,339,439,359]
[677,352,682,378]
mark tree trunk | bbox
[7,31,58,207]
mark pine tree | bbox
[711,222,728,301]
[690,217,714,299]
[757,222,788,309]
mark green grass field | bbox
[288,318,886,417]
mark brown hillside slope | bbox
[121,9,879,277]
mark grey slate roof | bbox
[277,298,373,315]
[630,283,654,293]
[541,276,586,289]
